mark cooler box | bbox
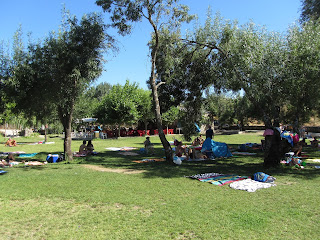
[46,154,59,163]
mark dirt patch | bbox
[82,164,146,174]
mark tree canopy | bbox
[300,0,320,23]
[11,11,113,160]
[96,0,195,162]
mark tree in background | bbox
[96,0,194,162]
[73,82,112,122]
[300,0,320,23]
[284,21,320,132]
[0,42,10,114]
[12,11,112,160]
[154,27,215,140]
[136,89,154,134]
[162,106,179,134]
[95,80,141,136]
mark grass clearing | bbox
[0,132,319,239]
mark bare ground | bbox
[82,164,146,174]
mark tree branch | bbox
[156,81,166,89]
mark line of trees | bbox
[1,0,319,166]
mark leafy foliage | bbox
[12,11,112,159]
[300,0,320,23]
[73,82,112,121]
[95,80,145,126]
[96,0,195,161]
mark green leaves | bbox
[95,80,152,126]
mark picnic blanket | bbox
[185,173,223,179]
[201,138,232,158]
[230,179,276,192]
[0,151,26,157]
[231,152,257,155]
[106,147,138,151]
[199,175,249,186]
[118,151,139,156]
[133,158,165,163]
[105,147,123,151]
[18,153,38,158]
[73,153,87,157]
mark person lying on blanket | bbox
[0,153,15,167]
[24,161,47,166]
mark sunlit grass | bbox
[0,132,319,239]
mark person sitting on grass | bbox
[311,137,319,148]
[0,153,15,167]
[79,140,87,154]
[144,137,154,155]
[174,139,189,159]
[292,140,305,157]
[188,135,204,159]
[5,138,17,147]
[86,140,94,155]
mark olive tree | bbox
[12,12,113,160]
[96,0,194,162]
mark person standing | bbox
[206,125,214,139]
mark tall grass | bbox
[0,133,319,239]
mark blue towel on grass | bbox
[18,153,38,158]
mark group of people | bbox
[78,140,95,155]
[172,125,216,160]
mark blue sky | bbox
[1,0,302,89]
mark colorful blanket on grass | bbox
[199,175,249,186]
[186,173,249,186]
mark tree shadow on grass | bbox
[78,145,320,180]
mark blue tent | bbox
[201,138,232,158]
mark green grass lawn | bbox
[0,133,319,239]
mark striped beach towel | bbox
[199,175,249,186]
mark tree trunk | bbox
[44,124,48,142]
[263,108,281,168]
[151,83,172,162]
[144,121,148,136]
[58,107,73,161]
[148,15,173,163]
[63,123,73,161]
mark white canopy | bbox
[81,118,98,123]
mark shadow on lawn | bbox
[80,148,320,180]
